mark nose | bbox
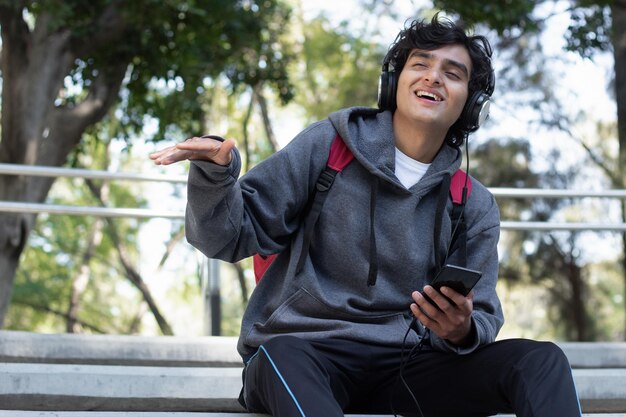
[424,68,442,85]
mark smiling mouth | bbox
[415,90,443,101]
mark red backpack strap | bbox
[327,134,354,171]
[447,169,472,267]
[253,253,278,284]
[450,169,472,204]
[253,133,354,282]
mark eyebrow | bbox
[408,50,470,78]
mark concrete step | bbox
[0,330,241,367]
[1,363,625,413]
[0,364,244,412]
[560,341,626,368]
[2,330,626,368]
[2,331,626,414]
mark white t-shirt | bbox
[394,147,431,189]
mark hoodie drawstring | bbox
[367,178,379,286]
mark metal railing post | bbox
[203,258,221,336]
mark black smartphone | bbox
[421,264,482,309]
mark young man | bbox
[151,14,582,417]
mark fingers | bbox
[149,146,195,166]
[410,286,473,341]
[410,290,440,329]
[174,136,221,151]
[149,136,236,166]
[149,146,176,161]
[439,287,473,314]
[175,137,235,165]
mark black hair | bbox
[384,13,494,146]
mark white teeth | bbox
[416,90,442,101]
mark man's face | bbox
[394,45,471,135]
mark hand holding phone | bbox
[421,264,482,309]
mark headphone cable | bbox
[390,318,429,417]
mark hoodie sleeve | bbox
[184,122,335,263]
[428,186,504,354]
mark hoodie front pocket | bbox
[245,288,416,347]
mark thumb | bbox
[215,138,236,165]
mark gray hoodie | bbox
[185,107,503,361]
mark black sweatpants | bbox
[240,335,582,417]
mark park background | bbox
[0,0,624,343]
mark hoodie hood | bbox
[327,107,465,286]
[327,106,463,192]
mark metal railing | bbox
[2,162,624,336]
[1,162,626,231]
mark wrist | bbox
[448,319,476,347]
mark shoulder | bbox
[464,175,500,231]
[288,119,337,149]
[277,119,338,164]
[248,119,338,187]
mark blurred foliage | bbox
[565,1,613,58]
[7,185,145,333]
[292,15,383,122]
[435,0,613,60]
[434,0,538,34]
[6,123,198,334]
[0,0,296,142]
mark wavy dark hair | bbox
[384,13,494,147]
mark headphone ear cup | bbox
[459,91,491,133]
[458,67,495,134]
[377,71,388,110]
[377,70,397,111]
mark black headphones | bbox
[377,53,496,135]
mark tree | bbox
[0,0,294,326]
[292,13,383,122]
[5,126,186,334]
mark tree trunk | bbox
[233,262,249,304]
[567,260,587,341]
[622,200,626,340]
[84,180,174,336]
[115,244,174,336]
[612,1,626,341]
[0,7,127,326]
[242,85,256,172]
[257,89,279,152]
[66,215,104,333]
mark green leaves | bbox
[294,15,382,122]
[433,0,538,34]
[20,0,295,143]
[566,5,612,58]
[435,0,612,60]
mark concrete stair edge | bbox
[2,330,626,368]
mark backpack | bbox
[253,133,472,283]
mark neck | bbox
[392,114,446,163]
